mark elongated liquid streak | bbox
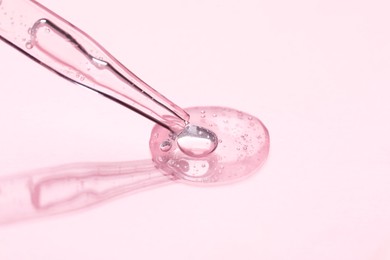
[0,160,173,225]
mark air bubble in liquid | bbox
[25,41,33,49]
[176,160,189,172]
[160,140,172,152]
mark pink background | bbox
[1,0,390,259]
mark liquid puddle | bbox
[150,106,270,184]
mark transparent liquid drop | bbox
[176,124,218,157]
[149,106,270,184]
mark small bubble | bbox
[248,116,253,120]
[212,113,217,117]
[200,110,205,114]
[236,147,241,151]
[45,28,51,33]
[25,41,33,49]
[201,164,206,168]
[243,145,248,150]
[223,119,229,124]
[76,73,85,81]
[177,160,189,172]
[218,139,223,143]
[160,140,172,152]
[27,27,32,34]
[200,114,206,118]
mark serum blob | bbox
[150,106,270,184]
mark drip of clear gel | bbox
[150,107,270,184]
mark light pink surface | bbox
[1,0,390,259]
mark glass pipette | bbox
[0,0,190,133]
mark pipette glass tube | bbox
[0,0,189,133]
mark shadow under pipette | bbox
[0,160,176,226]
